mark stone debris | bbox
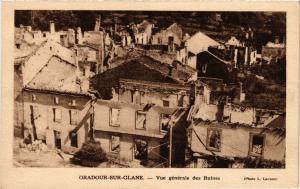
[19,140,48,152]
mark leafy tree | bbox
[71,141,107,167]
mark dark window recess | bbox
[110,135,120,153]
[206,129,221,151]
[16,44,21,49]
[163,100,170,107]
[110,108,120,126]
[90,64,96,73]
[134,139,148,161]
[178,95,184,107]
[70,132,78,148]
[53,108,62,123]
[130,91,134,103]
[136,111,146,130]
[250,135,264,156]
[160,114,171,132]
[54,131,61,149]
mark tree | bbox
[71,141,107,167]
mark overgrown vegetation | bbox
[71,141,107,167]
[250,57,286,84]
[241,74,285,111]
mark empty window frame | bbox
[133,139,148,160]
[54,130,61,149]
[249,133,265,156]
[70,132,78,148]
[177,95,184,107]
[53,108,62,123]
[110,108,120,127]
[136,111,146,130]
[162,99,170,107]
[177,95,189,107]
[206,128,222,152]
[110,135,120,153]
[69,110,78,125]
[160,113,171,132]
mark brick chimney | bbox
[50,21,55,34]
[114,17,118,34]
[76,27,83,45]
[94,16,101,32]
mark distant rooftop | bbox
[265,42,285,48]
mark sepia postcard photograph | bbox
[0,1,299,189]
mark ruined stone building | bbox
[222,38,258,67]
[176,31,221,69]
[14,40,93,152]
[185,78,285,168]
[90,55,198,99]
[261,37,286,64]
[76,17,107,74]
[187,112,285,168]
[16,17,110,75]
[90,54,200,166]
[15,22,76,48]
[133,20,154,45]
[93,81,191,166]
[13,15,285,168]
[151,23,183,52]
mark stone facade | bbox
[188,119,285,164]
[22,89,92,151]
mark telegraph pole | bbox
[169,125,173,168]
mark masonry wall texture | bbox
[94,100,175,137]
[93,99,176,162]
[152,23,183,46]
[22,90,91,149]
[94,131,162,162]
[191,124,285,161]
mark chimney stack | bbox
[94,15,101,32]
[114,17,118,34]
[76,27,83,45]
[50,21,55,34]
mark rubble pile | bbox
[19,140,48,152]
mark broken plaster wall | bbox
[223,106,256,125]
[119,89,190,108]
[22,90,91,149]
[94,100,174,136]
[94,131,162,162]
[190,124,285,161]
[194,103,218,121]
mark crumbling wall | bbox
[22,91,91,149]
[194,103,218,121]
[191,124,285,161]
[223,105,255,125]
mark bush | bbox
[71,141,107,167]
